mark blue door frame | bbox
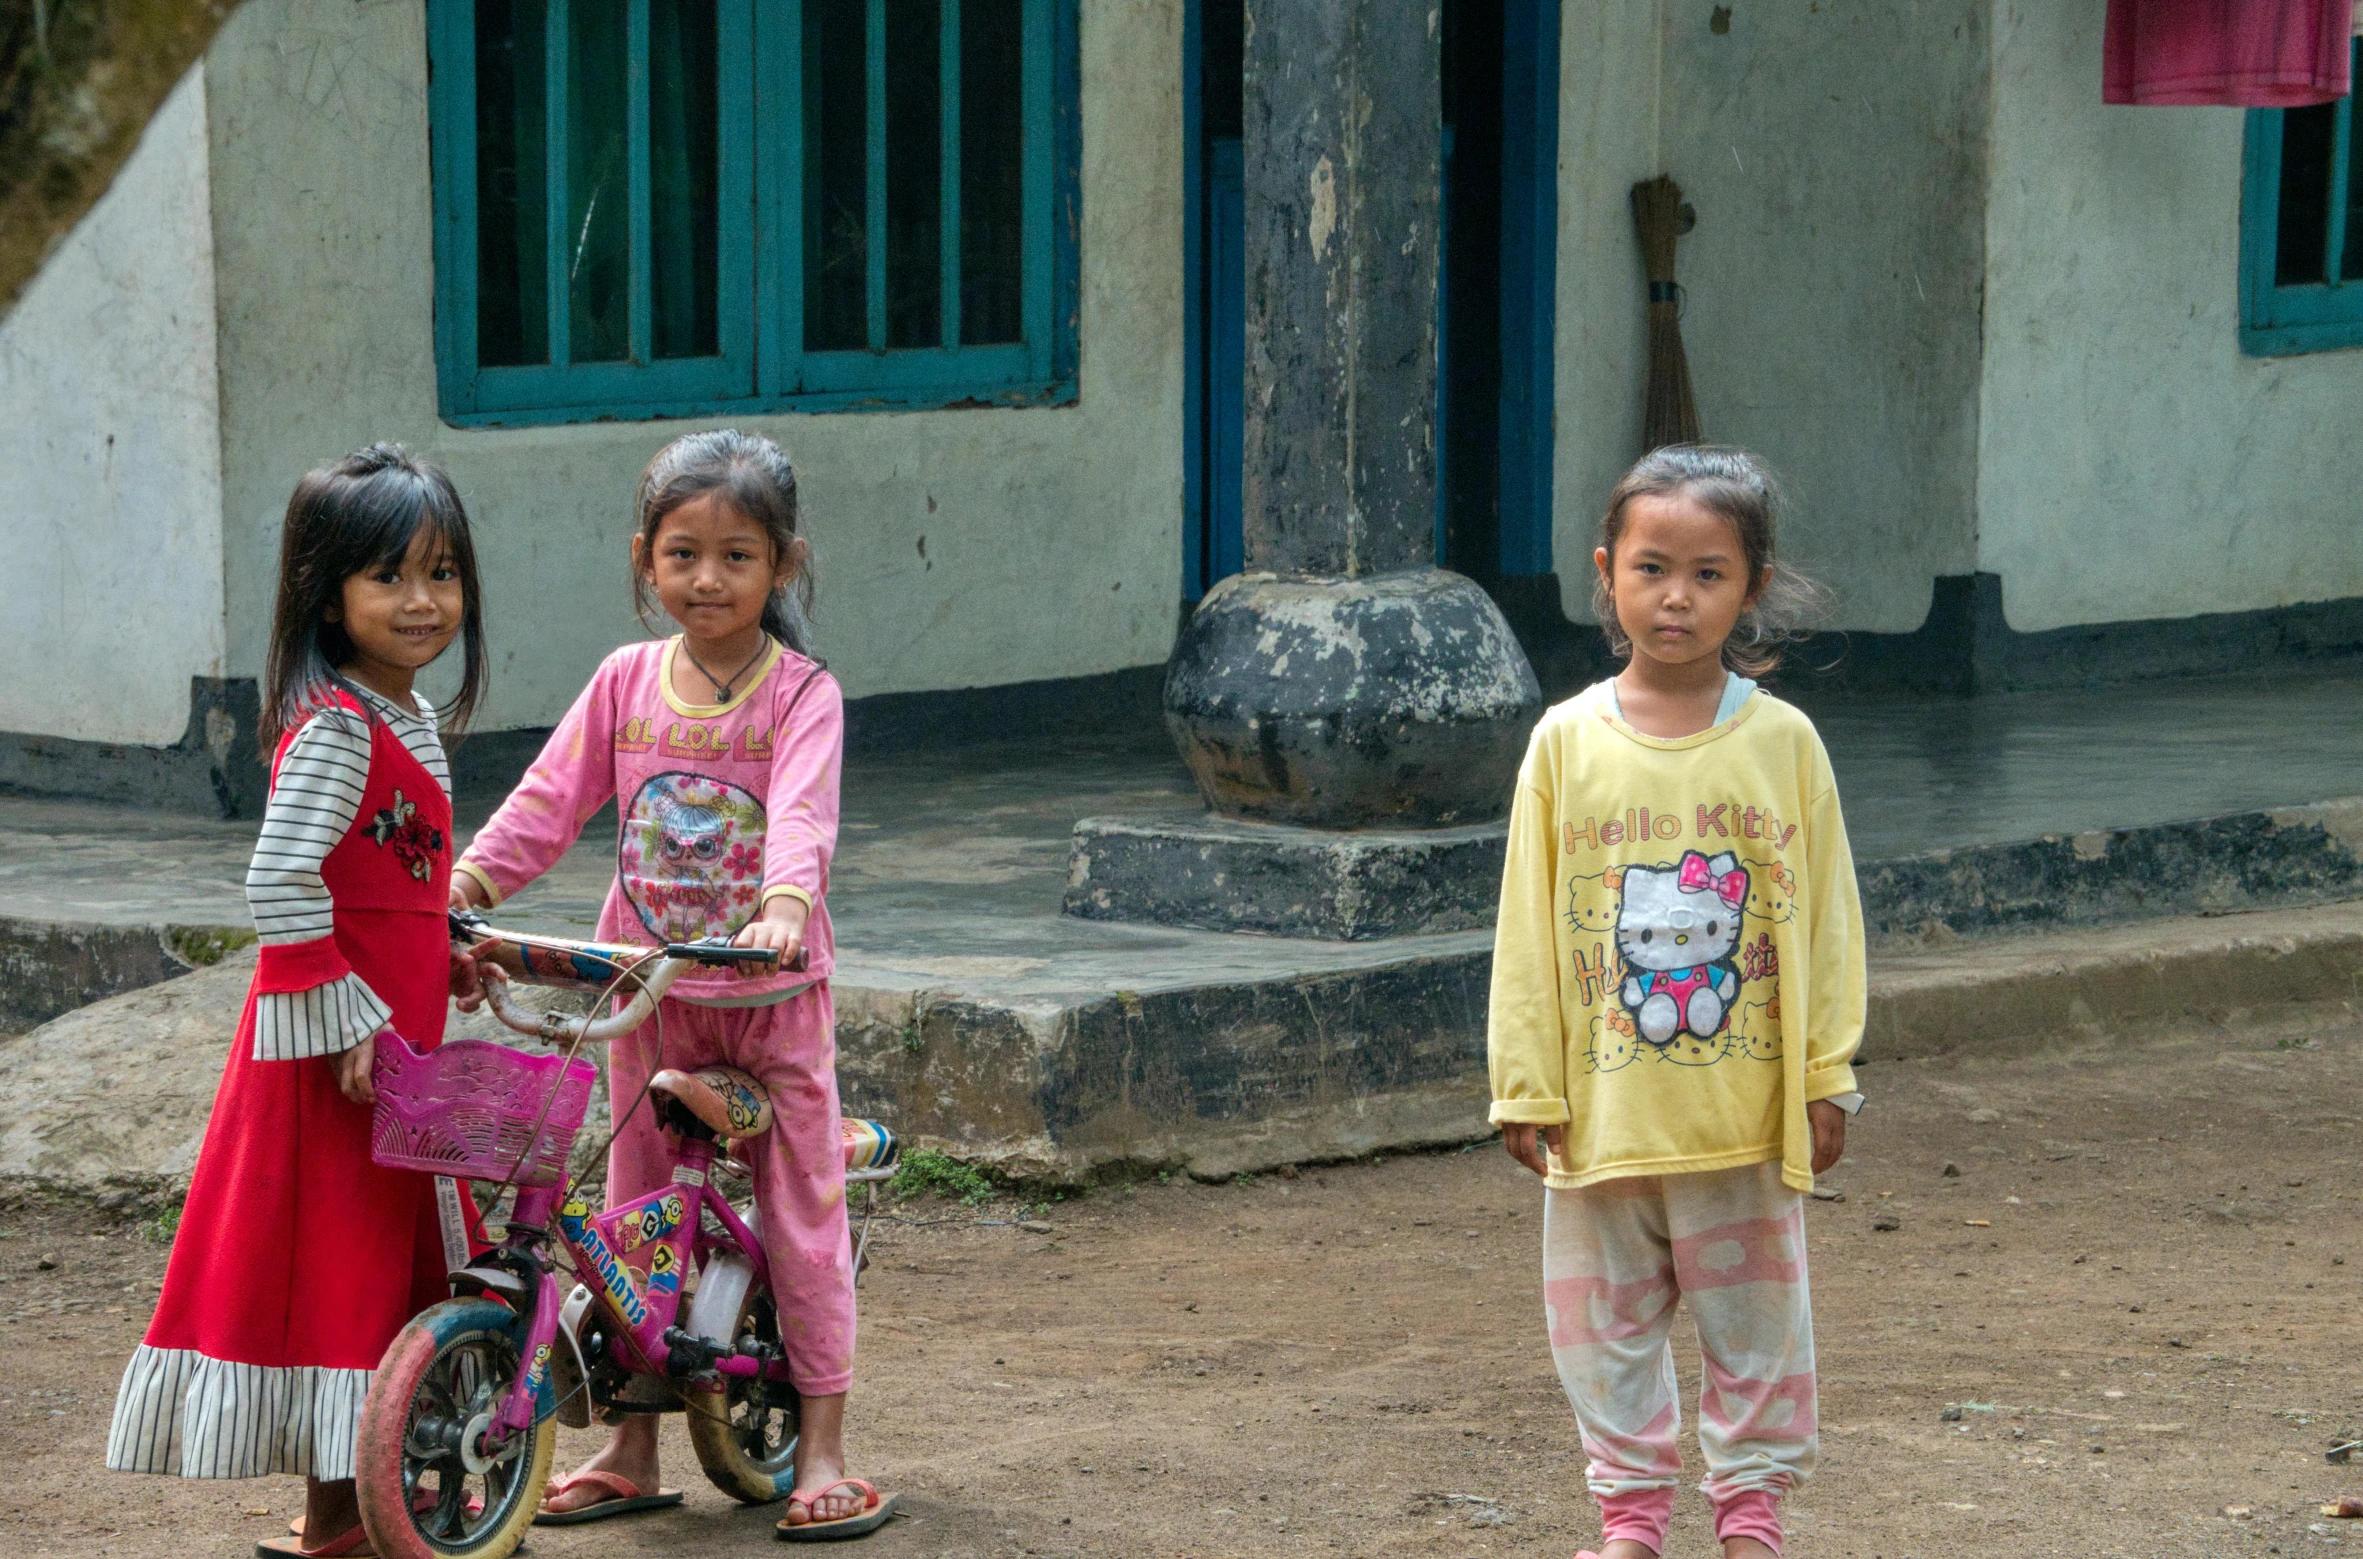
[1182,0,1557,598]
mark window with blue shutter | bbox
[2240,40,2363,356]
[429,0,1079,425]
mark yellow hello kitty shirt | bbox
[1487,679,1865,1192]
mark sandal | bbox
[775,1478,899,1541]
[254,1524,373,1559]
[532,1468,686,1526]
[291,1491,478,1538]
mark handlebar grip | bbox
[661,942,803,970]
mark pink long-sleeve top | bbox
[456,637,841,1002]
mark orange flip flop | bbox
[532,1468,685,1526]
[775,1478,899,1541]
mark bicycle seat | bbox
[647,1066,773,1140]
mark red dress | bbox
[108,695,457,1481]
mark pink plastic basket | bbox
[370,1035,598,1188]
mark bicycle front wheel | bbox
[355,1299,557,1559]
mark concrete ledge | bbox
[1062,813,1505,939]
[833,946,1491,1181]
[8,905,2359,1198]
[831,900,2363,1184]
[0,918,247,1032]
[1868,899,2363,1057]
[1862,797,2363,938]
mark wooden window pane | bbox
[650,0,721,358]
[474,0,551,367]
[805,0,870,350]
[958,0,1024,345]
[886,0,944,348]
[567,0,633,362]
[2276,100,2335,288]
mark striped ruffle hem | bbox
[105,1344,371,1481]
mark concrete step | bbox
[8,900,2356,1198]
[835,898,2363,1183]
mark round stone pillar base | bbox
[1163,567,1544,829]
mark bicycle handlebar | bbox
[450,911,791,1046]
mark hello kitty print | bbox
[1616,851,1746,1046]
[1562,817,1800,1075]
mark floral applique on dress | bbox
[369,789,448,882]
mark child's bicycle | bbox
[349,914,900,1559]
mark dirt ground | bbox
[4,998,2360,1559]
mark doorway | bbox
[1182,0,1557,597]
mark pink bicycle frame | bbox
[440,915,802,1451]
[481,1135,789,1446]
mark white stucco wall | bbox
[1978,0,2363,630]
[205,0,1184,731]
[0,67,225,745]
[1548,1,1659,620]
[1549,2,1990,631]
[1656,0,1989,632]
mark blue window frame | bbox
[2240,41,2363,357]
[428,0,1079,426]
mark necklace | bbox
[682,635,770,702]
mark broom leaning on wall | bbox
[1631,175,1702,452]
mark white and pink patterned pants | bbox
[1542,1161,1816,1554]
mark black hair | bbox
[261,443,487,749]
[631,428,815,654]
[1593,443,1827,677]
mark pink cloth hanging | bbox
[2104,0,2354,107]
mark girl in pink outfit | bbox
[453,429,887,1537]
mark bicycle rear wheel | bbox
[684,1255,801,1502]
[356,1299,557,1559]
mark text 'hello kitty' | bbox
[1562,803,1798,854]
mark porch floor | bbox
[4,661,2361,1009]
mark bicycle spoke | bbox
[424,1469,469,1539]
[392,1327,528,1547]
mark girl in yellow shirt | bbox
[1487,446,1865,1559]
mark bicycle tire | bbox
[683,1268,801,1502]
[356,1299,558,1559]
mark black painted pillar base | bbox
[1060,568,1541,941]
[1164,567,1541,827]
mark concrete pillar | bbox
[1162,0,1540,832]
[1239,0,1440,577]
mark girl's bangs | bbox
[365,488,464,570]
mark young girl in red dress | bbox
[106,445,490,1558]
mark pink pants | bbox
[608,987,856,1395]
[1543,1161,1816,1555]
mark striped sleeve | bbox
[246,709,370,946]
[251,977,393,1063]
[245,709,396,1062]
